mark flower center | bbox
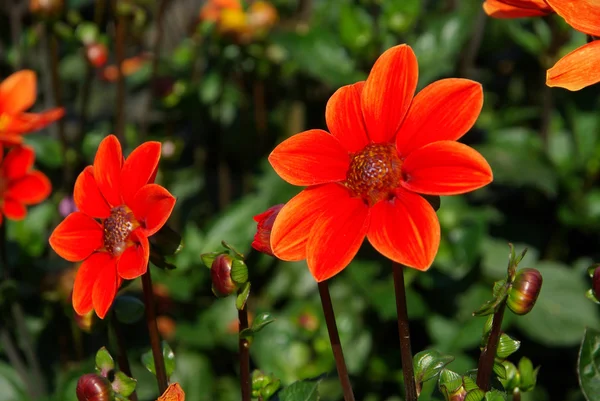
[103,206,138,257]
[344,143,403,206]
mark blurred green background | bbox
[1,0,599,400]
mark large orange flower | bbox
[49,135,176,318]
[0,144,51,224]
[0,70,65,145]
[268,45,493,282]
[544,0,600,90]
[483,0,553,18]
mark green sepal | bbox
[496,333,521,359]
[498,361,519,391]
[413,349,455,387]
[113,295,145,325]
[518,357,538,391]
[95,347,115,376]
[141,341,176,379]
[201,252,222,269]
[585,289,600,304]
[236,282,251,310]
[112,371,137,397]
[493,361,507,380]
[231,259,249,284]
[465,389,485,401]
[587,263,600,278]
[438,368,463,396]
[507,243,528,279]
[463,376,479,392]
[263,380,281,399]
[484,389,507,401]
[222,240,244,259]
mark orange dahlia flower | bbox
[483,0,553,18]
[0,70,65,145]
[268,45,493,282]
[545,0,600,90]
[0,144,51,224]
[49,135,176,318]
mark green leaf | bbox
[113,295,145,325]
[586,289,600,304]
[141,341,176,379]
[112,371,137,397]
[515,262,600,346]
[236,282,251,310]
[465,389,485,401]
[95,347,115,375]
[496,334,521,359]
[493,361,507,380]
[578,328,600,401]
[413,349,455,385]
[251,312,276,334]
[278,379,321,401]
[438,369,463,394]
[518,357,537,392]
[484,389,507,401]
[231,259,249,284]
[200,252,221,269]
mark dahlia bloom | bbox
[0,70,65,145]
[268,45,493,282]
[544,0,600,90]
[0,144,51,224]
[483,0,553,18]
[49,135,176,318]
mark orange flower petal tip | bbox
[546,40,600,91]
[483,0,553,18]
[157,383,185,401]
[269,44,492,281]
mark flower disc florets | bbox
[345,143,402,206]
[103,206,138,257]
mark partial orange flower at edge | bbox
[268,44,493,283]
[483,0,553,18]
[544,0,600,91]
[157,383,185,401]
[0,70,65,145]
[49,135,176,318]
[0,144,51,225]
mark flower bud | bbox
[252,204,283,256]
[85,43,108,68]
[76,374,115,401]
[448,386,466,401]
[592,266,600,300]
[30,0,64,19]
[507,268,542,315]
[211,254,238,297]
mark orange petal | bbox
[306,190,369,282]
[158,383,185,401]
[268,129,349,186]
[401,141,493,195]
[367,188,440,270]
[0,133,23,146]
[121,141,162,206]
[92,258,119,319]
[74,166,111,219]
[93,135,123,207]
[1,198,27,220]
[6,171,51,204]
[545,0,600,36]
[49,212,104,262]
[0,70,36,114]
[396,79,483,157]
[130,184,176,237]
[271,184,346,261]
[361,45,418,144]
[2,145,34,180]
[483,0,552,18]
[325,82,369,153]
[117,230,149,279]
[72,252,109,316]
[546,41,600,91]
[2,108,65,134]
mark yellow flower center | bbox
[344,143,403,206]
[103,206,139,257]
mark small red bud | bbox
[76,374,115,401]
[211,254,238,297]
[592,266,600,300]
[252,204,283,256]
[86,43,108,68]
[507,268,543,315]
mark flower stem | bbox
[476,302,506,391]
[141,267,169,394]
[392,262,417,401]
[238,306,251,401]
[112,315,138,401]
[317,281,355,401]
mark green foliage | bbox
[142,342,176,380]
[578,328,600,401]
[278,379,321,401]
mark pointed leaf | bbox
[112,371,137,397]
[465,389,485,401]
[200,252,221,269]
[278,379,321,401]
[231,259,249,284]
[518,357,537,392]
[484,389,507,401]
[493,361,507,380]
[586,289,600,305]
[438,369,463,395]
[141,341,176,379]
[496,334,521,359]
[95,347,115,376]
[236,282,251,310]
[251,312,276,334]
[413,349,455,385]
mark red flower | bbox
[0,70,65,145]
[252,204,283,256]
[544,0,600,90]
[49,135,176,318]
[268,45,493,282]
[0,144,51,224]
[483,0,552,18]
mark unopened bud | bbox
[507,268,543,315]
[211,254,238,297]
[252,204,283,256]
[76,374,114,401]
[593,266,600,300]
[448,386,466,401]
